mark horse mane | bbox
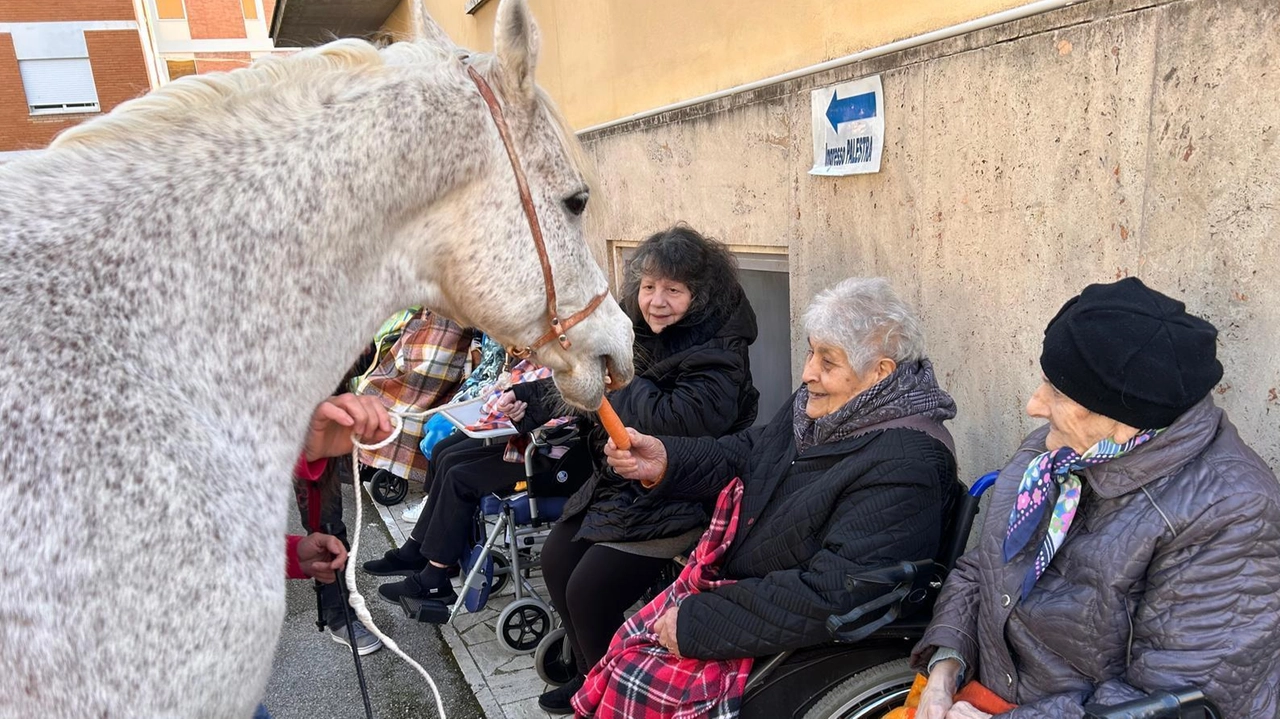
[451,52,594,189]
[540,85,595,189]
[51,35,593,186]
[50,38,445,150]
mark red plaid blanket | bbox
[573,478,752,719]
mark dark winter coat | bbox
[654,394,960,660]
[513,285,759,543]
[912,396,1280,718]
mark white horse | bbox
[0,0,632,715]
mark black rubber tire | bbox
[534,627,577,686]
[496,599,552,654]
[801,658,916,719]
[370,469,408,506]
[490,551,511,596]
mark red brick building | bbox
[143,0,287,82]
[0,0,293,158]
[0,0,156,155]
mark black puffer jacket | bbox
[513,285,758,543]
[655,395,960,660]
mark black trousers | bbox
[408,433,525,565]
[542,514,672,674]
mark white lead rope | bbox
[345,405,452,719]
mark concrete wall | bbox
[578,0,1280,476]
[387,0,1033,128]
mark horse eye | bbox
[563,190,589,217]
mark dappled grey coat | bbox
[912,396,1280,718]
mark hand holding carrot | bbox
[603,427,667,487]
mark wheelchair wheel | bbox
[369,469,408,506]
[490,551,510,596]
[801,658,915,719]
[496,598,552,655]
[534,627,577,686]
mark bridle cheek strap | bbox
[466,65,609,360]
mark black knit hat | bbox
[1039,277,1222,429]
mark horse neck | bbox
[18,70,490,464]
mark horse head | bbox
[0,3,632,715]
[402,0,634,410]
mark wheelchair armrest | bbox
[827,560,938,644]
[841,560,928,592]
[1084,688,1222,719]
[531,421,579,447]
[825,587,907,643]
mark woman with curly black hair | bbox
[528,224,759,713]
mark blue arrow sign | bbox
[825,90,877,131]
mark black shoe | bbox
[377,573,457,605]
[537,674,585,715]
[362,549,429,577]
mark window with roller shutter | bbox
[11,26,101,116]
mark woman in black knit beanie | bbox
[910,277,1280,719]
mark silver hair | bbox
[803,277,927,372]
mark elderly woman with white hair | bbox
[591,277,961,714]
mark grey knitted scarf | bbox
[793,359,957,453]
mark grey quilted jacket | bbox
[912,397,1280,718]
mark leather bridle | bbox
[466,65,608,360]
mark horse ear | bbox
[413,0,455,49]
[494,0,540,103]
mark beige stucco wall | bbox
[386,0,1031,129]
[577,0,1280,477]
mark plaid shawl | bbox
[355,309,471,482]
[573,478,752,719]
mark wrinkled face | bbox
[1026,378,1137,453]
[637,275,691,334]
[801,338,889,419]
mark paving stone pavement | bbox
[262,484,484,719]
[373,485,557,719]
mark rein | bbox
[333,65,608,719]
[465,65,608,359]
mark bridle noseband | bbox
[466,65,609,360]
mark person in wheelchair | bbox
[359,381,532,606]
[530,225,760,714]
[601,277,961,715]
[354,307,473,487]
[359,332,536,604]
[910,278,1280,719]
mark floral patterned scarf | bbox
[1003,428,1163,598]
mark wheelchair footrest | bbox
[399,596,452,624]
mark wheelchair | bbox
[364,467,409,506]
[738,470,1225,719]
[399,421,591,654]
[531,528,694,687]
[1084,690,1223,719]
[733,471,1000,718]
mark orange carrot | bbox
[597,396,631,450]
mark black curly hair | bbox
[620,224,740,324]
